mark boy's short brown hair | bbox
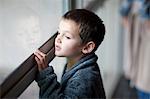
[63,9,105,52]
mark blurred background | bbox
[0,0,150,99]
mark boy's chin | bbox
[55,52,64,57]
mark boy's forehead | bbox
[58,19,81,39]
[59,19,80,32]
[59,18,78,26]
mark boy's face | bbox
[55,19,84,58]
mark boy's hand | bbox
[34,50,48,71]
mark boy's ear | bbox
[82,41,95,54]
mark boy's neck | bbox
[66,54,85,70]
[66,59,76,70]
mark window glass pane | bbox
[0,0,62,98]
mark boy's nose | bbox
[56,36,62,43]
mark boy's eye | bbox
[65,36,71,39]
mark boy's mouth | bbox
[55,45,61,51]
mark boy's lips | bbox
[55,45,61,51]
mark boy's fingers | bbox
[34,51,43,59]
[35,50,46,62]
[36,50,46,57]
[34,50,47,71]
[35,56,42,71]
[34,52,44,61]
[35,55,47,70]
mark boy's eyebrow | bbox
[61,30,75,38]
[57,27,77,38]
[57,28,71,35]
[64,31,74,36]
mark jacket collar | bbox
[61,53,98,84]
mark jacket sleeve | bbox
[35,66,61,98]
[35,66,94,99]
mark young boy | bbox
[34,9,106,98]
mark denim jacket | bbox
[35,53,106,99]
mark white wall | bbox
[0,0,65,98]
